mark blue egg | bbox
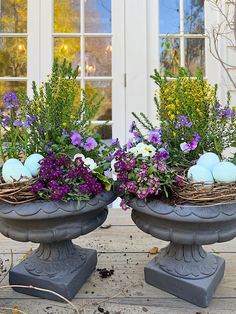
[197,152,220,171]
[24,153,44,177]
[187,165,214,184]
[212,161,236,183]
[2,163,32,183]
[3,158,23,167]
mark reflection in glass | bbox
[0,0,27,33]
[160,0,180,34]
[85,37,112,76]
[85,0,111,33]
[0,81,26,108]
[185,38,205,75]
[94,124,112,139]
[0,38,27,77]
[54,38,80,72]
[85,80,112,121]
[160,38,180,76]
[184,0,204,34]
[54,0,80,33]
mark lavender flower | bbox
[13,120,23,127]
[83,137,97,151]
[70,131,82,146]
[111,138,120,147]
[148,129,162,144]
[222,107,235,119]
[176,116,192,128]
[129,121,136,133]
[3,92,19,109]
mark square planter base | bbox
[144,255,225,308]
[9,247,97,301]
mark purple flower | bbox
[31,182,45,193]
[176,175,185,188]
[129,121,136,133]
[111,138,120,147]
[83,137,97,151]
[176,116,192,128]
[180,138,198,153]
[133,130,141,142]
[1,116,11,127]
[193,132,201,142]
[148,129,162,144]
[70,131,82,146]
[3,92,19,109]
[222,107,235,119]
[158,148,169,160]
[127,138,134,149]
[62,129,69,137]
[13,120,23,127]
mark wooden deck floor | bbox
[0,208,236,314]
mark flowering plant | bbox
[112,122,178,210]
[133,68,236,165]
[0,59,117,203]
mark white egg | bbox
[2,163,32,183]
[24,153,44,177]
[197,152,220,171]
[212,161,236,183]
[187,165,214,184]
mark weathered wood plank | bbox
[1,252,236,300]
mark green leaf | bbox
[94,172,111,191]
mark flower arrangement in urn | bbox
[0,59,116,204]
[112,68,236,208]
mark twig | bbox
[0,307,27,314]
[0,285,80,314]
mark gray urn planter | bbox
[129,198,236,308]
[0,191,116,301]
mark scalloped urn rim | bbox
[0,190,116,220]
[128,198,236,223]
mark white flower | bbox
[111,158,117,181]
[73,154,97,171]
[129,142,156,157]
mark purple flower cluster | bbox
[113,145,173,210]
[3,92,19,109]
[176,116,192,129]
[70,131,97,152]
[31,153,103,201]
[148,129,162,144]
[180,132,201,153]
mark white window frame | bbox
[27,0,126,142]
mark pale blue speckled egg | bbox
[197,152,220,171]
[24,153,44,177]
[2,162,32,183]
[212,161,236,183]
[187,165,214,184]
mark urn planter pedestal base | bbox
[145,243,225,308]
[9,240,96,301]
[129,199,236,308]
[0,191,116,301]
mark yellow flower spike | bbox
[170,114,175,120]
[62,122,67,127]
[173,131,176,137]
[70,114,75,119]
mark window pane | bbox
[0,37,27,77]
[185,38,205,75]
[54,38,80,72]
[93,124,112,140]
[0,0,27,33]
[85,37,112,76]
[85,0,111,33]
[54,0,80,33]
[160,38,180,75]
[0,81,26,108]
[160,0,180,34]
[85,80,112,121]
[184,0,204,34]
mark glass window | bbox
[159,0,205,76]
[54,0,112,139]
[0,0,27,108]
